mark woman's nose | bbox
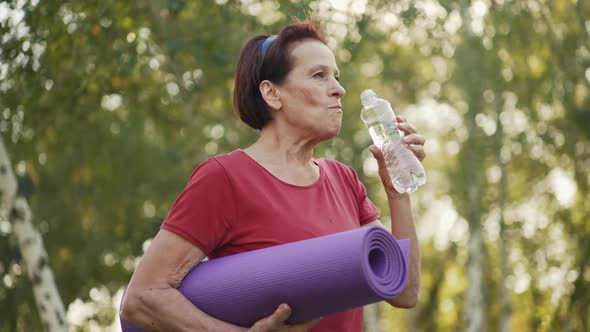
[331,79,346,98]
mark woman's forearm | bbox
[121,287,246,332]
[385,192,421,308]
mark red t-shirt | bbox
[162,149,380,332]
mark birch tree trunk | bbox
[463,201,486,332]
[363,304,379,332]
[496,98,511,332]
[0,138,68,332]
[459,2,487,330]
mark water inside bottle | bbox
[367,122,401,149]
[384,143,427,193]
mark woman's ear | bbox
[259,80,282,111]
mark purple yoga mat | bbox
[121,226,409,331]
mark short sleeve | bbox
[345,165,380,226]
[353,169,379,226]
[161,158,235,255]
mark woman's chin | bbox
[318,126,341,142]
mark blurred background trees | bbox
[0,0,588,331]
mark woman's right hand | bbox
[247,304,321,332]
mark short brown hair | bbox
[233,20,327,130]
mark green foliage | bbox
[1,0,589,331]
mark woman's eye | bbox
[313,72,325,79]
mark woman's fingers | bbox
[249,303,321,332]
[396,121,417,135]
[268,304,291,326]
[250,304,292,331]
[408,144,426,161]
[368,145,383,160]
[369,145,387,172]
[369,145,395,189]
[294,317,322,331]
[394,118,426,161]
[402,133,425,146]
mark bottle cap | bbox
[360,89,377,107]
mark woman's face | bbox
[275,39,346,141]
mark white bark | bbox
[497,99,511,332]
[363,303,379,332]
[0,138,68,332]
[464,220,486,332]
[499,234,511,332]
[459,2,488,330]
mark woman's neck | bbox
[245,125,317,168]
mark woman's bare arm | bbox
[363,196,420,309]
[120,229,247,332]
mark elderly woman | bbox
[121,20,425,332]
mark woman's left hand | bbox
[395,116,426,162]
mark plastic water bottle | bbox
[360,89,426,193]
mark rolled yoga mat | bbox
[121,226,409,331]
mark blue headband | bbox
[260,35,277,61]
